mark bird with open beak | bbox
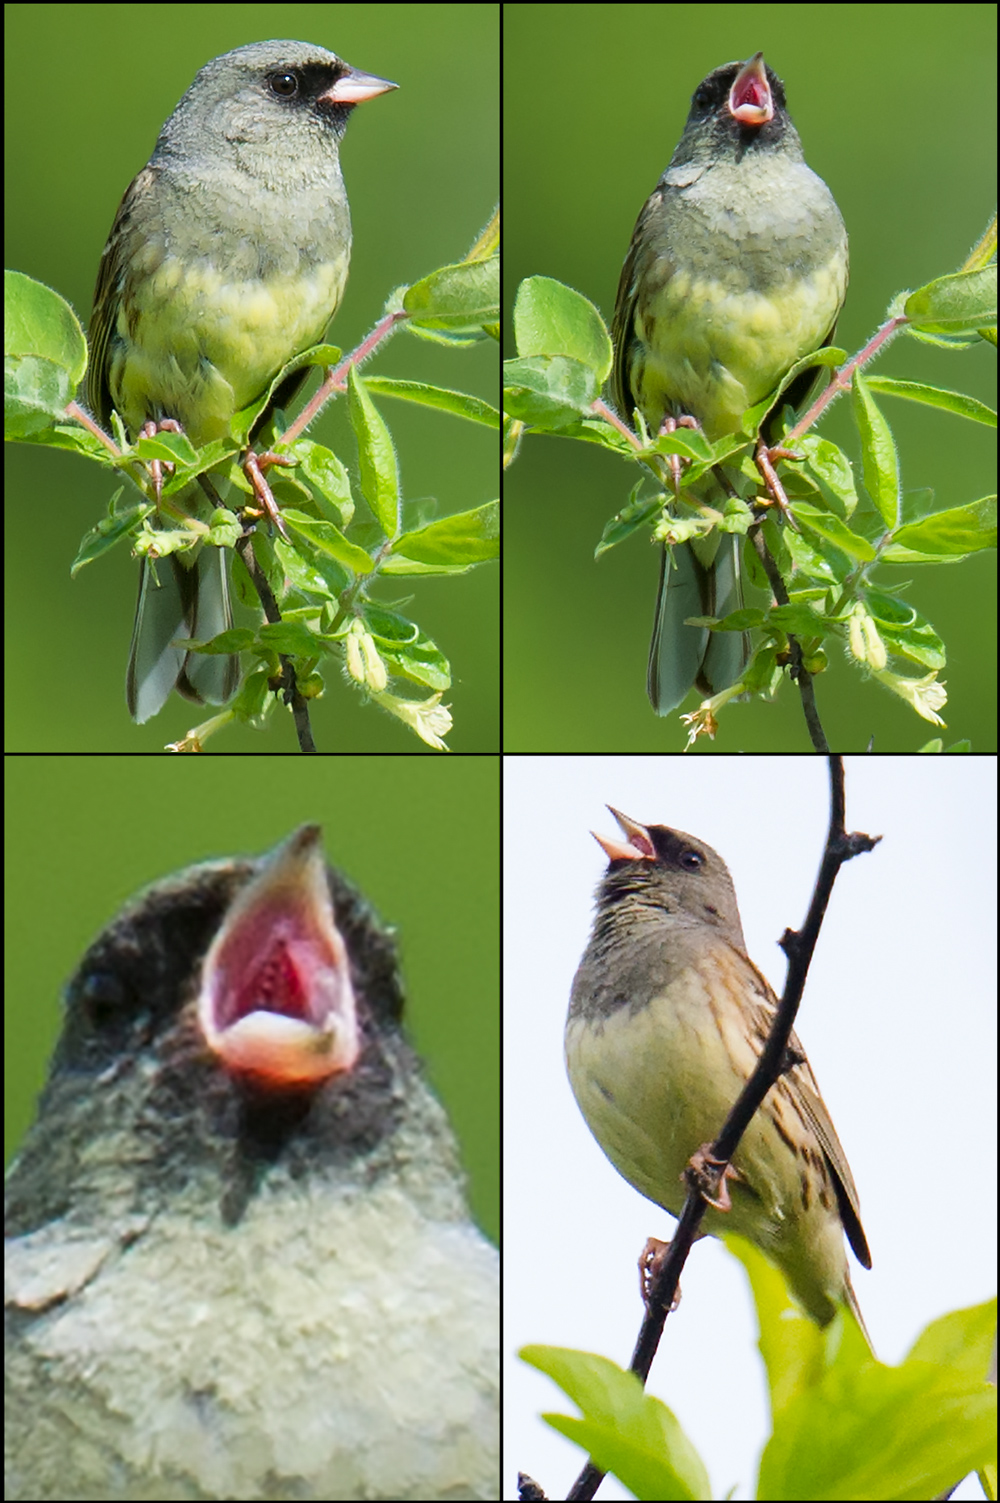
[5,826,499,1501]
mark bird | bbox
[86,41,397,722]
[565,808,871,1341]
[4,825,499,1500]
[610,52,849,713]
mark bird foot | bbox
[684,1143,737,1212]
[243,450,293,539]
[638,1237,682,1311]
[754,437,802,530]
[140,417,185,506]
[656,413,702,499]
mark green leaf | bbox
[376,623,451,691]
[521,1345,710,1501]
[347,366,400,539]
[294,441,355,528]
[889,497,997,557]
[852,374,900,529]
[256,619,325,657]
[863,377,997,427]
[394,501,498,565]
[512,275,613,384]
[70,495,152,575]
[503,354,599,426]
[228,342,341,446]
[5,270,87,434]
[790,504,879,561]
[280,509,374,574]
[741,343,845,437]
[363,376,500,427]
[380,556,475,577]
[595,485,665,558]
[403,255,499,333]
[904,265,997,336]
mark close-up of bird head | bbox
[4,825,499,1501]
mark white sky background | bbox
[503,756,997,1502]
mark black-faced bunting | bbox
[611,53,848,713]
[87,41,397,722]
[5,826,499,1500]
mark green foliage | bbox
[503,236,996,746]
[521,1239,997,1500]
[5,226,500,751]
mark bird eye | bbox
[680,850,703,872]
[270,71,299,98]
[76,969,132,1024]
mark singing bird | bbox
[611,53,848,712]
[5,826,499,1500]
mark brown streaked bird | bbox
[566,808,870,1341]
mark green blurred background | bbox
[3,757,499,1244]
[504,2,996,751]
[4,3,499,751]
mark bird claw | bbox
[638,1236,682,1310]
[684,1143,737,1212]
[754,437,801,530]
[243,450,291,539]
[140,417,185,506]
[656,412,702,499]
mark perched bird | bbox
[611,53,849,713]
[5,826,498,1501]
[565,808,871,1339]
[87,41,397,722]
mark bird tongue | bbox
[197,825,360,1085]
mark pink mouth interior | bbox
[196,830,360,1084]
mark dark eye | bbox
[76,969,133,1026]
[270,71,299,98]
[680,849,703,872]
